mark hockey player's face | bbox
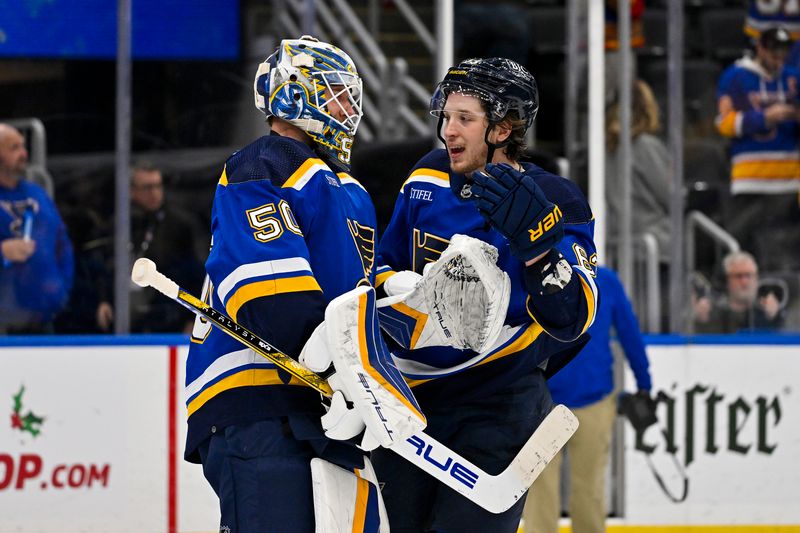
[441,92,490,174]
[324,86,356,125]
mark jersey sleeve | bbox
[523,172,598,342]
[607,268,652,391]
[716,67,767,138]
[207,168,326,359]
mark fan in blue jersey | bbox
[371,58,599,532]
[716,27,800,271]
[0,123,74,334]
[184,36,422,533]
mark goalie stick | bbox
[131,258,578,513]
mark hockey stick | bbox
[131,258,578,513]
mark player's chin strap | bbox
[483,122,510,166]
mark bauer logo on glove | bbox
[529,205,562,243]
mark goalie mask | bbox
[254,36,363,167]
[430,57,538,161]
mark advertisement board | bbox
[624,344,800,525]
[0,345,170,531]
[4,338,799,531]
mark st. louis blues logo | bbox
[271,83,306,120]
[347,218,375,278]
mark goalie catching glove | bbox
[376,234,511,353]
[301,285,426,451]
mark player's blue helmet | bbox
[254,36,363,166]
[430,57,539,130]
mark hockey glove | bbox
[618,390,658,432]
[472,163,564,262]
[377,234,510,353]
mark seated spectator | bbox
[95,161,204,333]
[716,27,800,272]
[606,79,671,329]
[0,123,74,334]
[523,266,653,533]
[606,79,671,262]
[693,251,784,333]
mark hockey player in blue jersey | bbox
[371,58,598,532]
[184,36,424,532]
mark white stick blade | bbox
[502,404,578,503]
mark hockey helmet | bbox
[430,57,539,130]
[254,36,363,166]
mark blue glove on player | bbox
[472,163,564,262]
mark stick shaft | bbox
[173,288,333,395]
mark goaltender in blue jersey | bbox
[184,36,423,532]
[371,58,598,533]
[184,136,378,458]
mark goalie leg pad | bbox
[323,285,426,450]
[311,457,389,533]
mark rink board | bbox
[624,341,800,526]
[1,335,799,532]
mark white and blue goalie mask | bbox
[254,36,363,167]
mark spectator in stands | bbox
[95,161,204,333]
[693,251,784,333]
[0,123,74,334]
[716,27,800,272]
[745,0,800,42]
[606,79,671,262]
[523,266,653,533]
[606,79,671,329]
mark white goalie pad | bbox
[321,285,426,451]
[311,457,389,533]
[377,234,511,353]
[299,321,334,373]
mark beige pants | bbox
[522,394,617,533]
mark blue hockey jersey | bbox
[716,56,800,194]
[184,135,378,461]
[745,2,800,40]
[0,179,73,325]
[376,149,598,406]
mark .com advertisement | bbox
[1,345,170,532]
